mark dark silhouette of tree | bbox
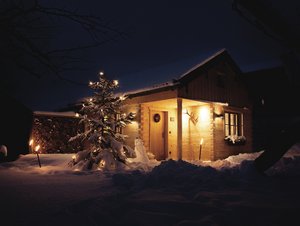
[232,0,300,173]
[0,0,125,161]
[0,0,125,86]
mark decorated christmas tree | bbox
[69,71,135,170]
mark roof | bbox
[124,49,241,98]
[178,49,242,83]
[122,81,179,98]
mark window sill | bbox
[224,135,246,145]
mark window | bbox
[224,112,243,136]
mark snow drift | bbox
[1,143,300,226]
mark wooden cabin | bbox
[122,49,253,161]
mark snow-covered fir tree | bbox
[69,71,135,170]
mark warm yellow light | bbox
[199,106,210,122]
[89,98,93,102]
[72,155,76,160]
[99,159,106,168]
[119,96,125,101]
[182,109,189,127]
[89,81,93,85]
[75,113,80,117]
[35,145,40,152]
[113,80,119,86]
[29,139,34,146]
[200,138,204,145]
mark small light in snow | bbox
[75,113,80,117]
[89,98,93,102]
[99,160,106,168]
[113,80,119,86]
[119,96,125,101]
[35,145,40,152]
[72,155,76,164]
[99,71,104,76]
[89,81,93,85]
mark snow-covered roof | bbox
[122,81,178,97]
[179,48,227,79]
[123,48,235,97]
[34,111,78,118]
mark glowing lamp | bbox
[199,107,210,122]
[75,113,80,117]
[72,155,76,164]
[200,138,204,145]
[113,80,119,86]
[35,145,40,152]
[89,81,93,85]
[99,71,104,76]
[99,159,106,168]
[34,145,41,168]
[29,139,34,146]
[199,138,204,160]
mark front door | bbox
[150,111,166,160]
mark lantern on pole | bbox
[35,145,41,168]
[199,138,204,160]
[29,139,34,153]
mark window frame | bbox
[224,112,243,137]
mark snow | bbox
[179,48,227,79]
[1,143,300,226]
[120,81,176,98]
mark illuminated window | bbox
[224,112,243,136]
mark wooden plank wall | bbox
[167,109,178,160]
[182,104,214,161]
[179,61,250,108]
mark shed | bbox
[122,49,253,161]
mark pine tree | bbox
[69,71,135,170]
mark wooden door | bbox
[150,111,166,160]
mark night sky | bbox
[6,0,298,111]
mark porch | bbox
[139,98,216,161]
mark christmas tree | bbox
[69,71,135,170]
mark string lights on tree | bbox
[69,71,135,170]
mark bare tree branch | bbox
[0,0,125,85]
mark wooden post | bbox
[36,152,41,168]
[35,145,41,168]
[177,98,182,160]
[199,138,203,160]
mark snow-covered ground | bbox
[1,144,300,226]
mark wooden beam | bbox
[177,98,182,160]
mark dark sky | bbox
[9,0,298,111]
